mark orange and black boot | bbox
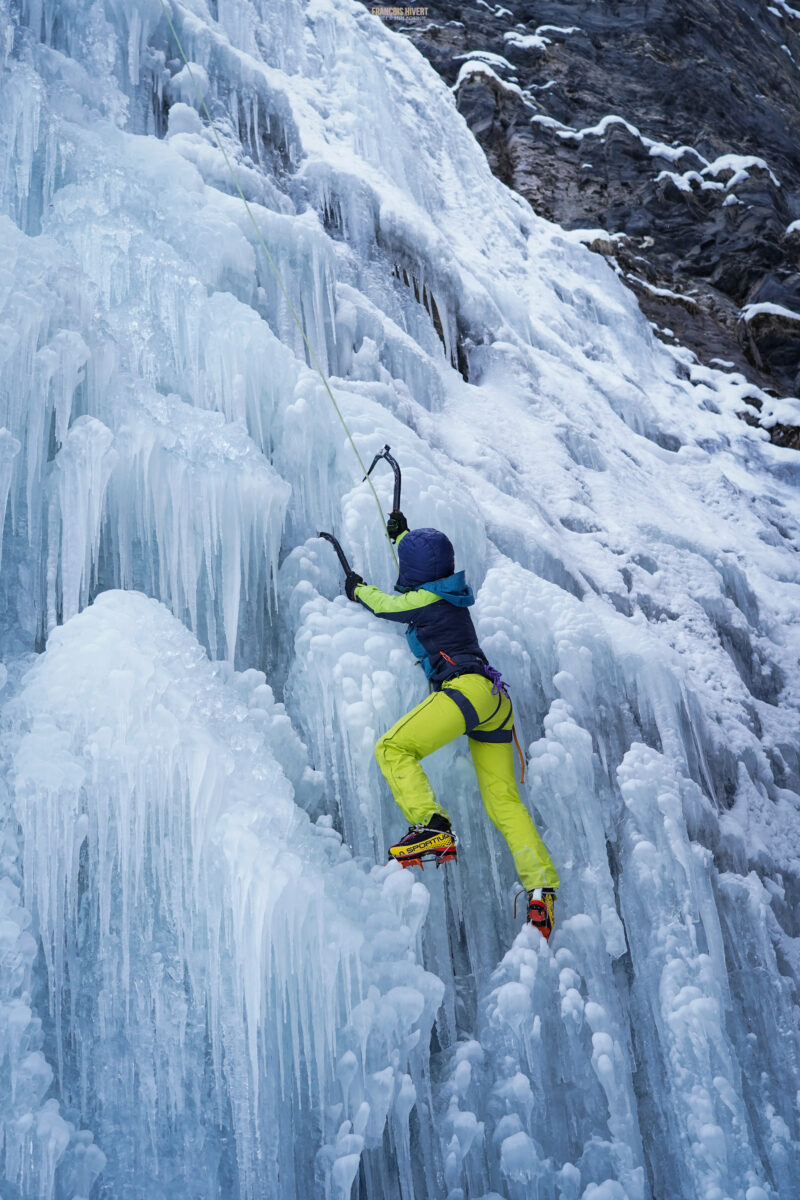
[527,888,557,939]
[389,813,457,869]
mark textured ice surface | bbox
[10,591,441,1199]
[0,0,799,1197]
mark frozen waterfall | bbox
[0,0,798,1198]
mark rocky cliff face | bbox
[367,0,800,443]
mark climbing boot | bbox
[527,888,557,939]
[389,813,457,869]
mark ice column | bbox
[46,416,117,631]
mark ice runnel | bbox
[11,591,443,1199]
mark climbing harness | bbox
[441,659,527,784]
[155,0,397,566]
[486,665,526,782]
[485,665,508,697]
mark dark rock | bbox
[361,0,800,445]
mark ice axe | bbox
[363,444,402,514]
[320,445,401,577]
[317,531,354,576]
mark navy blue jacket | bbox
[354,528,489,687]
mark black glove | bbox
[345,571,364,601]
[386,510,408,542]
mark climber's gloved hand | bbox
[386,510,408,542]
[345,571,365,601]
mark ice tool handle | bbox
[363,444,402,514]
[318,532,354,576]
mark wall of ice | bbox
[0,0,798,1198]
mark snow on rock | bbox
[702,153,781,188]
[503,30,551,51]
[741,300,800,323]
[452,58,528,102]
[530,111,781,202]
[658,154,782,195]
[455,49,516,72]
[502,23,581,53]
[757,394,800,428]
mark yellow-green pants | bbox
[375,673,559,891]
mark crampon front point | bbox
[396,843,458,870]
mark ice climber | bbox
[344,512,560,938]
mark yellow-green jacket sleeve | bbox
[354,583,439,623]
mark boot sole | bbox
[390,844,458,870]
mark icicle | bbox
[46,416,116,632]
[108,393,290,663]
[0,429,20,572]
[252,92,260,164]
[1,8,14,70]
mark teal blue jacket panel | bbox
[421,571,474,606]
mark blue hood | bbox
[396,527,455,590]
[421,571,474,607]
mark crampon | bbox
[515,887,557,939]
[389,814,457,870]
[396,843,458,870]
